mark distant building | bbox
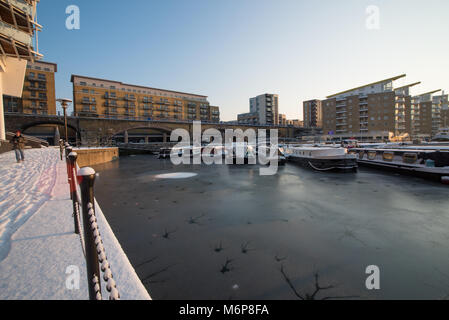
[411,90,448,137]
[70,75,220,122]
[279,114,287,126]
[237,112,258,125]
[303,99,322,128]
[238,93,279,125]
[318,74,433,140]
[287,119,303,127]
[3,61,57,115]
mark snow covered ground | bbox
[0,148,150,300]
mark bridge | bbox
[4,113,310,146]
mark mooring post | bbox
[68,152,80,234]
[77,167,101,300]
[65,146,73,199]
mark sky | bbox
[37,0,449,121]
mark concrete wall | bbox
[74,147,119,168]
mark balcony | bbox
[359,100,368,106]
[336,122,347,126]
[124,96,137,101]
[27,95,47,101]
[24,105,47,110]
[104,101,118,107]
[27,76,47,82]
[77,111,99,117]
[336,109,347,114]
[82,100,97,105]
[104,95,118,100]
[104,109,119,115]
[27,85,46,91]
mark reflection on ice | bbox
[154,172,197,179]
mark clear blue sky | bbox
[38,0,449,120]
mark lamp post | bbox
[57,98,72,143]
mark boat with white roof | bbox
[284,146,358,172]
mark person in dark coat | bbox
[10,130,26,163]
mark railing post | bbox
[65,146,73,199]
[77,167,102,300]
[68,152,80,234]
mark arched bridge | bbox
[4,113,308,145]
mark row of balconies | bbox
[27,95,47,101]
[27,86,47,91]
[27,75,47,82]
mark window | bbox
[80,82,87,86]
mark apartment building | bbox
[238,93,279,125]
[70,75,220,122]
[237,112,259,125]
[3,61,57,115]
[320,74,421,139]
[286,119,303,127]
[410,90,448,137]
[303,99,322,128]
[279,114,287,126]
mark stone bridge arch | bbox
[20,120,81,143]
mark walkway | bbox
[0,147,150,299]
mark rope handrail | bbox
[87,202,120,300]
[65,144,120,300]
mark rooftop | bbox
[71,75,208,99]
[326,74,406,98]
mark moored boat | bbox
[284,146,358,172]
[350,147,449,184]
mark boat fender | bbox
[441,176,449,185]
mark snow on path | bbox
[0,148,150,299]
[0,148,58,262]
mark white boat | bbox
[284,146,358,172]
[433,128,449,142]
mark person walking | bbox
[10,130,26,163]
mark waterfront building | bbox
[287,119,303,127]
[321,74,408,140]
[237,112,258,125]
[238,93,279,125]
[3,61,57,115]
[279,114,287,126]
[410,90,448,138]
[0,0,42,140]
[70,75,220,122]
[303,99,322,128]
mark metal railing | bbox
[63,143,120,300]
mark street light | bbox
[57,98,72,143]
